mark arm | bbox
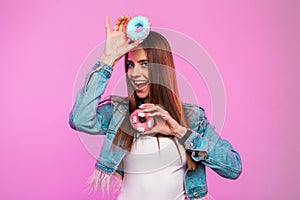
[137,103,242,179]
[178,107,242,179]
[69,15,140,134]
[68,61,114,134]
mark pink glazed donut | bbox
[130,109,154,132]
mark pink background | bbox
[1,0,299,199]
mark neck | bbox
[142,96,150,103]
[138,96,150,104]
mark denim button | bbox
[104,70,111,78]
[193,192,198,197]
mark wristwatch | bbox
[178,128,193,145]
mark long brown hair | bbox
[112,31,196,170]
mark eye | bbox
[126,62,134,69]
[141,62,148,67]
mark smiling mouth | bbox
[133,80,149,88]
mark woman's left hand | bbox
[139,103,181,136]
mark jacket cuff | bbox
[93,61,113,79]
[185,126,220,161]
[95,160,114,175]
[84,61,113,92]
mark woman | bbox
[69,15,242,200]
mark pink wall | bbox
[1,0,299,199]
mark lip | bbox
[131,80,149,90]
[135,83,149,91]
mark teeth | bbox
[134,80,147,84]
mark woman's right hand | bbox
[100,15,141,67]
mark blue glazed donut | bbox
[126,16,151,42]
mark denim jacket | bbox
[69,61,242,199]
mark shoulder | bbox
[182,102,205,117]
[182,102,207,129]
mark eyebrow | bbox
[127,59,148,63]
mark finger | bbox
[139,103,155,107]
[139,104,155,112]
[122,16,131,32]
[149,124,168,135]
[105,15,111,38]
[127,40,143,51]
[148,112,163,117]
[141,131,157,136]
[139,104,165,114]
[149,112,170,120]
[122,18,129,33]
[146,105,167,113]
[113,15,124,31]
[119,19,125,33]
[139,103,155,109]
[156,105,168,114]
[119,16,129,32]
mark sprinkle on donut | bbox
[130,109,154,132]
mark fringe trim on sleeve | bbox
[86,168,122,198]
[189,194,214,200]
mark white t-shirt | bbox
[118,135,187,200]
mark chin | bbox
[136,92,148,99]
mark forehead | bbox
[127,49,147,61]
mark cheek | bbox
[127,70,133,78]
[146,84,150,91]
[144,69,149,79]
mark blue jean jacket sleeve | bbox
[68,61,113,134]
[183,107,242,180]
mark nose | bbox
[131,65,142,77]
